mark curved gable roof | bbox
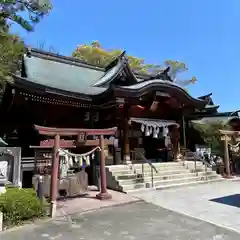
[114,79,207,108]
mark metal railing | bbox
[194,154,212,173]
[130,150,158,188]
[182,149,212,174]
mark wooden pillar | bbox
[50,134,60,218]
[181,113,186,149]
[123,104,130,162]
[96,135,112,200]
[172,126,180,161]
[223,135,231,178]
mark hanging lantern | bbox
[145,126,150,136]
[141,124,145,132]
[153,128,158,138]
[149,127,153,134]
[163,126,169,137]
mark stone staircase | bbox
[106,161,224,193]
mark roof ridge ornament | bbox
[105,51,127,72]
[148,66,173,82]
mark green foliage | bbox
[192,122,226,154]
[0,0,52,96]
[164,60,197,85]
[0,187,47,226]
[0,30,25,96]
[72,41,196,85]
[72,41,150,74]
[0,0,52,32]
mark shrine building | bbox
[0,48,230,191]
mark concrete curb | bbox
[0,199,142,235]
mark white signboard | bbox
[195,145,211,158]
[0,161,8,181]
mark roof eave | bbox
[12,74,94,101]
[113,81,207,108]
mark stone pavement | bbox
[1,202,240,240]
[56,187,140,217]
[130,180,240,233]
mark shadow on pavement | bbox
[210,194,240,208]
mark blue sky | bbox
[11,0,240,112]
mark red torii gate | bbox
[34,125,117,217]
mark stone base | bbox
[96,192,112,200]
[223,175,234,179]
[50,200,57,218]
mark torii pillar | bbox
[34,125,117,217]
[219,129,232,178]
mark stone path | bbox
[130,180,240,233]
[1,202,240,240]
[56,187,139,217]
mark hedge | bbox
[0,187,47,226]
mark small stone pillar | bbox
[0,211,3,232]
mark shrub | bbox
[0,187,47,226]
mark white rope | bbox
[58,146,101,157]
[228,142,240,148]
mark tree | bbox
[0,0,52,98]
[164,60,197,86]
[0,29,24,97]
[72,41,151,74]
[0,0,52,32]
[191,122,226,155]
[72,41,196,85]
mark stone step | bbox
[117,171,218,185]
[110,164,206,175]
[108,164,193,173]
[121,174,221,192]
[107,162,205,172]
[155,178,224,190]
[115,169,191,179]
[107,162,183,171]
[153,175,220,187]
[110,166,190,176]
[126,178,225,193]
[121,183,146,192]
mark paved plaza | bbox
[1,180,240,239]
[131,180,240,233]
[1,201,240,240]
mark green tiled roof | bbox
[191,116,239,125]
[23,55,107,95]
